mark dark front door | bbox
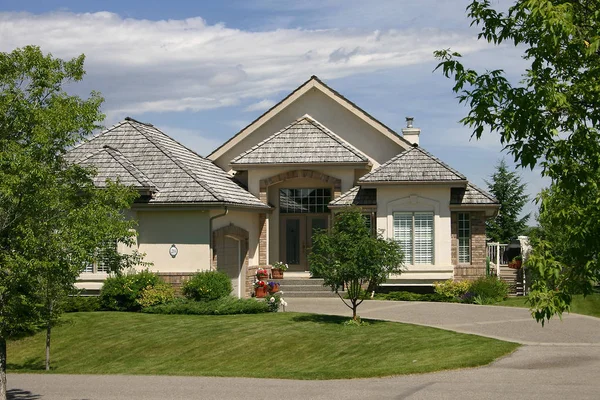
[280,215,329,271]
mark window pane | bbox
[414,213,433,264]
[279,188,331,213]
[458,213,470,263]
[393,213,413,264]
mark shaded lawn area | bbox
[496,293,600,318]
[9,312,519,380]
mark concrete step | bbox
[270,278,327,286]
[280,284,331,292]
[282,291,340,298]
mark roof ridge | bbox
[69,120,129,156]
[208,75,411,160]
[230,116,305,163]
[413,146,467,180]
[126,122,222,202]
[304,116,369,162]
[358,148,411,181]
[102,145,157,189]
[467,182,498,203]
[329,186,359,205]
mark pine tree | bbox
[485,159,530,243]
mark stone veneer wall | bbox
[158,272,196,295]
[452,211,487,281]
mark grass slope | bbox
[496,293,600,318]
[8,312,519,380]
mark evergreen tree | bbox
[485,159,530,243]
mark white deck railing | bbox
[486,242,509,277]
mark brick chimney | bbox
[402,117,420,146]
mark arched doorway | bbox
[213,225,249,298]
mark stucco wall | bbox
[214,89,405,170]
[136,210,211,272]
[376,186,452,267]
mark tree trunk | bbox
[0,337,7,400]
[45,322,51,371]
[45,301,52,371]
[352,300,358,321]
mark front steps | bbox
[272,278,341,298]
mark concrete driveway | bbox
[8,299,600,400]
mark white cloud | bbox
[0,11,492,116]
[243,99,275,112]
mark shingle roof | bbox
[329,186,377,207]
[451,183,498,205]
[358,145,467,183]
[67,118,269,208]
[230,115,369,165]
[77,145,156,191]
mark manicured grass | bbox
[496,293,600,318]
[8,312,519,380]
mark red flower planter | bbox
[255,286,268,298]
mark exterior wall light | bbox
[169,244,178,258]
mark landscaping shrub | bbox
[142,297,271,315]
[182,270,232,301]
[433,279,471,300]
[137,283,175,308]
[375,291,456,302]
[99,270,163,311]
[63,295,101,312]
[466,276,509,304]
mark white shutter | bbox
[393,213,413,264]
[414,213,433,264]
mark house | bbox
[68,76,499,297]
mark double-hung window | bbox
[458,213,470,263]
[393,212,434,264]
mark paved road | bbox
[8,299,600,400]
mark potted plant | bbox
[254,280,268,298]
[267,281,280,293]
[256,268,269,280]
[508,255,523,269]
[271,262,288,279]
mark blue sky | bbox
[0,0,544,219]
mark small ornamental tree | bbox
[485,159,530,243]
[0,46,141,398]
[309,207,404,320]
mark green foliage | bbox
[467,277,509,304]
[136,283,175,309]
[485,159,530,242]
[142,297,271,315]
[62,296,101,313]
[99,270,163,312]
[309,207,404,319]
[182,270,233,301]
[434,280,472,300]
[0,45,142,377]
[435,0,600,323]
[374,291,456,303]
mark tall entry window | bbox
[393,212,434,265]
[280,188,332,213]
[458,212,471,263]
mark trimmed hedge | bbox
[373,291,456,302]
[182,270,232,301]
[142,297,271,315]
[63,296,101,312]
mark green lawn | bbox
[496,293,600,318]
[8,312,519,380]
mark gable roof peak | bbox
[124,116,154,127]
